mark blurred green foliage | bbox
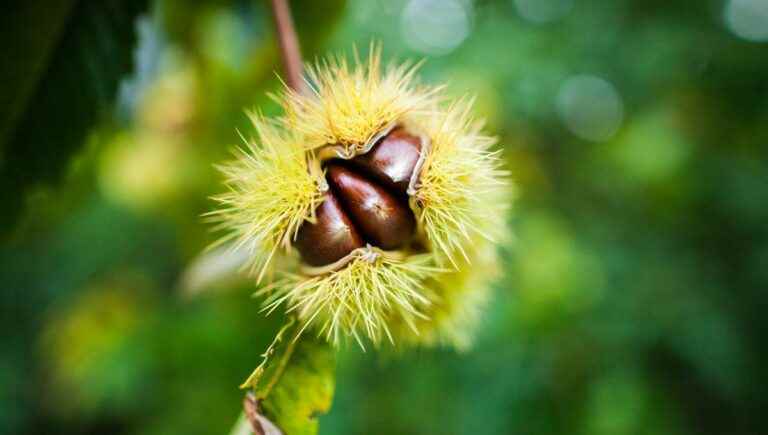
[2,0,767,434]
[0,0,148,233]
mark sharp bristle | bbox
[208,114,323,283]
[264,254,438,347]
[271,44,438,152]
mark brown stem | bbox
[270,0,304,92]
[242,393,283,435]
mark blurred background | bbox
[2,0,767,434]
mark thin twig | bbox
[243,393,283,435]
[260,327,300,399]
[270,0,304,92]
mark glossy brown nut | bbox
[351,127,422,194]
[327,164,415,250]
[294,192,364,266]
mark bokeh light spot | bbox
[401,0,471,56]
[611,108,691,184]
[557,75,624,142]
[724,0,768,42]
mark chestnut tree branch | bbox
[270,0,304,92]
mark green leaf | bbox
[260,335,335,435]
[0,0,147,234]
[0,1,75,148]
[241,320,336,435]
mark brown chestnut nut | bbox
[294,192,364,266]
[294,127,423,266]
[327,164,415,250]
[350,127,421,195]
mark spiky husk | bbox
[396,240,503,350]
[208,114,324,281]
[276,45,439,155]
[211,47,511,348]
[258,249,441,347]
[410,99,511,266]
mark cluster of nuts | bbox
[295,127,422,267]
